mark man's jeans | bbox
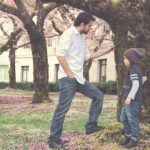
[120,101,141,140]
[48,77,104,143]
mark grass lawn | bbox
[0,90,149,149]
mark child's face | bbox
[123,56,130,67]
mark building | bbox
[0,15,116,83]
[0,44,116,83]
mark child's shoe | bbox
[124,138,138,148]
[119,136,130,146]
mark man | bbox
[48,12,115,149]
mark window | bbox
[99,59,107,82]
[21,66,29,82]
[55,64,59,81]
[47,38,52,47]
[0,65,9,82]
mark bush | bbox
[48,82,59,92]
[0,82,9,89]
[0,82,33,91]
[0,81,117,94]
[17,82,33,91]
[92,81,117,95]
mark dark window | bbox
[99,59,107,82]
[21,66,29,82]
[55,64,59,81]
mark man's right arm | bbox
[89,46,115,59]
[57,56,74,78]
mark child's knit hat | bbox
[124,48,145,64]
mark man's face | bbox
[80,21,93,34]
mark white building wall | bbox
[106,52,116,81]
[89,60,99,82]
[0,52,9,82]
[0,51,9,66]
[89,51,116,82]
[15,48,33,82]
[48,48,59,82]
[0,48,117,83]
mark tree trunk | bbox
[112,28,128,120]
[32,43,49,103]
[28,32,50,103]
[83,39,105,81]
[83,60,92,80]
[8,48,17,89]
[142,76,150,122]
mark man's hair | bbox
[74,12,95,26]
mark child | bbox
[119,48,145,148]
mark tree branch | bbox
[15,42,30,50]
[0,28,22,54]
[51,20,63,34]
[37,3,60,30]
[0,2,20,17]
[0,23,8,36]
[39,0,113,20]
[46,34,60,38]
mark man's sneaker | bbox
[86,125,104,135]
[58,139,69,144]
[124,139,138,148]
[119,136,130,146]
[48,141,66,149]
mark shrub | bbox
[92,81,117,95]
[0,82,33,91]
[0,81,117,94]
[48,82,59,92]
[0,82,9,89]
[17,82,33,91]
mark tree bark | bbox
[29,32,50,103]
[23,19,50,103]
[142,77,150,122]
[9,47,17,89]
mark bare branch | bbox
[46,34,60,38]
[98,34,107,47]
[36,0,44,10]
[51,20,63,34]
[0,2,20,17]
[9,16,18,29]
[0,43,10,54]
[37,3,60,29]
[15,42,30,50]
[43,3,60,17]
[13,0,26,11]
[0,28,22,54]
[0,23,8,36]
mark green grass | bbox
[0,99,117,149]
[0,110,52,149]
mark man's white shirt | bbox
[56,26,90,85]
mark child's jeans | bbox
[120,101,141,140]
